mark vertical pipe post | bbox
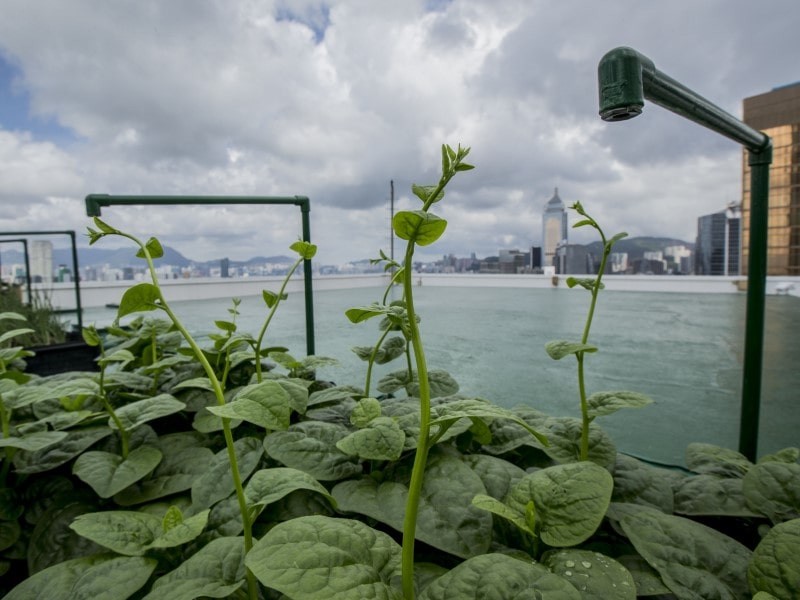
[299,198,315,356]
[69,231,84,333]
[739,145,772,460]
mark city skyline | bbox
[1,2,798,265]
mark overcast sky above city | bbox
[0,0,798,265]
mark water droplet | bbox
[565,560,575,568]
[581,561,592,569]
[564,570,572,577]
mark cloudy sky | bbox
[0,0,797,265]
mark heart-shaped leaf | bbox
[73,446,163,498]
[246,515,402,599]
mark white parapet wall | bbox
[30,272,800,312]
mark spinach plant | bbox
[545,202,652,461]
[85,219,269,600]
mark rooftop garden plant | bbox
[0,146,797,599]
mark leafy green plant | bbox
[83,220,321,600]
[0,152,798,600]
[0,287,67,347]
[545,202,652,461]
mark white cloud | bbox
[0,0,797,263]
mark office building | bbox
[30,240,53,283]
[742,82,800,275]
[695,208,741,275]
[542,188,568,270]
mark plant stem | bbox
[400,243,431,600]
[123,233,259,600]
[576,227,611,462]
[365,328,390,396]
[254,257,303,383]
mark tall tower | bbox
[30,240,53,284]
[542,188,568,269]
[742,82,800,275]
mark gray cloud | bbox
[0,0,797,264]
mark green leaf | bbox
[5,554,156,600]
[206,381,292,431]
[0,430,68,451]
[542,416,617,468]
[418,553,580,600]
[114,434,216,506]
[615,554,673,596]
[674,474,760,517]
[136,237,164,259]
[506,462,613,547]
[73,446,163,498]
[142,536,246,600]
[245,467,336,511]
[0,311,27,323]
[13,426,113,474]
[246,515,402,599]
[545,340,598,360]
[172,377,216,393]
[619,507,752,599]
[587,391,653,419]
[192,437,263,509]
[742,461,800,523]
[542,549,636,599]
[611,453,675,513]
[93,216,119,234]
[345,303,390,324]
[407,369,460,398]
[112,394,186,431]
[430,397,548,447]
[350,397,382,427]
[214,319,236,333]
[686,442,753,477]
[464,454,526,500]
[262,289,289,308]
[392,210,447,246]
[566,276,602,291]
[758,447,800,464]
[471,494,534,535]
[117,282,161,318]
[748,518,800,599]
[336,416,405,461]
[290,240,317,259]
[264,421,362,481]
[70,508,210,555]
[411,184,444,204]
[352,336,406,365]
[333,451,492,558]
[0,327,35,345]
[608,232,628,247]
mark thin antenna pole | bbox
[390,180,395,264]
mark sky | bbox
[0,0,798,266]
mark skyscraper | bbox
[542,188,567,270]
[695,208,740,276]
[741,82,800,275]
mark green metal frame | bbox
[85,194,315,355]
[0,239,32,304]
[0,231,83,332]
[598,46,772,461]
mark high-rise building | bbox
[30,240,53,283]
[542,188,568,269]
[695,208,740,275]
[742,82,800,275]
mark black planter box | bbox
[26,336,99,376]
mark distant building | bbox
[221,258,230,278]
[695,208,740,275]
[609,252,628,274]
[498,249,528,273]
[555,242,589,274]
[529,246,542,270]
[30,240,53,283]
[542,188,568,269]
[742,82,800,275]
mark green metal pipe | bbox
[85,194,315,356]
[597,46,772,461]
[0,230,83,333]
